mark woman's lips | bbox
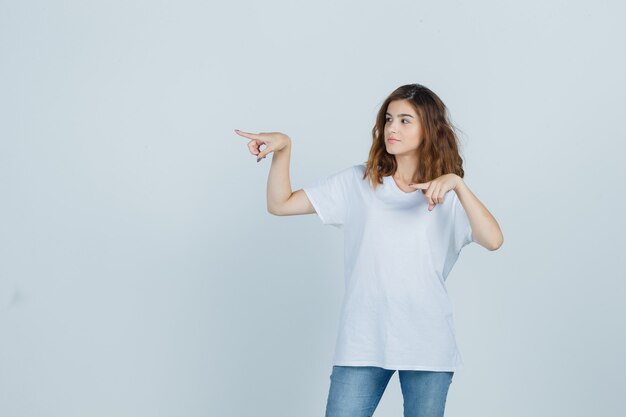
[388,139,399,144]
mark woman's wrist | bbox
[453,175,466,192]
[278,137,292,152]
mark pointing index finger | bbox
[234,129,259,140]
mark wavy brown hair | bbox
[363,84,467,190]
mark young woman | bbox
[234,83,503,417]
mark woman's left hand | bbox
[408,174,462,211]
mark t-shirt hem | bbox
[332,359,462,372]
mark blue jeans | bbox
[324,365,454,417]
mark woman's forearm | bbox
[454,179,504,250]
[266,139,293,213]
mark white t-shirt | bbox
[303,163,474,372]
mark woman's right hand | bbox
[234,129,291,162]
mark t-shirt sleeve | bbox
[302,166,355,229]
[451,191,474,253]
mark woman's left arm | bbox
[453,176,504,251]
[409,173,504,251]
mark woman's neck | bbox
[394,158,419,184]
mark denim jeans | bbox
[324,365,454,417]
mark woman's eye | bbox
[385,117,409,124]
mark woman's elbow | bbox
[488,234,504,251]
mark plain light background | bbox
[1,1,624,416]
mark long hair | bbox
[363,84,467,190]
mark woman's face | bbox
[384,99,423,156]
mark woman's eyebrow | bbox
[385,113,415,118]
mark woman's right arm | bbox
[234,129,315,216]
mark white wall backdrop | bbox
[1,1,624,416]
